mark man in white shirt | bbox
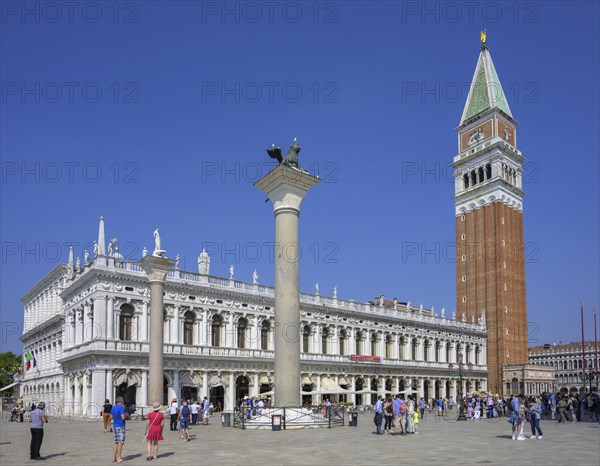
[190,400,200,425]
[202,397,210,425]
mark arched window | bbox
[302,325,310,353]
[423,340,430,362]
[435,341,441,362]
[485,163,492,180]
[371,334,378,356]
[478,166,484,183]
[463,173,470,189]
[237,317,248,349]
[339,329,347,355]
[355,331,363,355]
[119,304,134,341]
[475,346,480,365]
[398,336,405,359]
[211,315,222,347]
[322,327,329,355]
[412,338,418,361]
[183,311,195,345]
[466,344,471,364]
[261,320,270,351]
[385,335,392,359]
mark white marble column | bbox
[251,374,259,398]
[91,370,105,416]
[251,318,260,350]
[139,370,148,407]
[313,325,321,354]
[255,163,319,407]
[106,370,114,402]
[170,306,180,344]
[106,298,115,340]
[194,317,201,346]
[82,372,90,417]
[74,309,82,346]
[172,371,180,401]
[349,328,356,355]
[140,256,175,405]
[349,376,356,404]
[83,302,91,342]
[227,373,235,409]
[201,309,208,345]
[225,314,234,348]
[139,301,148,341]
[202,372,208,399]
[64,375,72,415]
[73,375,81,415]
[93,296,107,340]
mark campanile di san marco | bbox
[453,32,529,396]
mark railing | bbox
[233,405,345,429]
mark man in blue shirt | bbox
[110,396,127,463]
[374,396,384,434]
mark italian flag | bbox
[25,351,32,371]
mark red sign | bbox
[349,354,382,364]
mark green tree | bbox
[0,352,21,396]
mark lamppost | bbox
[582,371,598,394]
[449,352,473,421]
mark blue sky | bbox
[1,1,599,354]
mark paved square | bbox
[2,412,599,465]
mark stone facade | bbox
[19,218,488,416]
[502,364,556,397]
[529,342,600,393]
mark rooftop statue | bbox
[267,137,301,168]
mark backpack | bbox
[385,403,393,414]
[400,403,407,414]
[181,405,190,418]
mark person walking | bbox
[145,402,164,461]
[168,398,178,431]
[110,396,127,463]
[202,397,210,425]
[102,399,113,433]
[29,401,48,461]
[190,400,200,425]
[373,396,384,434]
[179,400,191,441]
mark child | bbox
[413,410,419,434]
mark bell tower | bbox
[453,32,528,395]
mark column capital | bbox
[254,164,320,215]
[140,256,176,283]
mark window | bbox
[302,325,310,353]
[183,311,195,345]
[261,320,270,350]
[462,296,466,303]
[211,315,222,347]
[371,334,378,356]
[399,337,405,359]
[461,215,465,222]
[475,346,480,365]
[356,331,363,355]
[322,327,329,355]
[119,304,134,341]
[461,234,465,240]
[412,339,418,361]
[435,341,441,362]
[339,329,346,355]
[462,275,466,282]
[423,340,430,361]
[237,317,248,349]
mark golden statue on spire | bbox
[480,29,487,46]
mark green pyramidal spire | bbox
[460,36,513,126]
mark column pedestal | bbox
[140,255,176,406]
[255,164,319,407]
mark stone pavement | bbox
[1,412,599,465]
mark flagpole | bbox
[594,307,598,390]
[581,301,586,392]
